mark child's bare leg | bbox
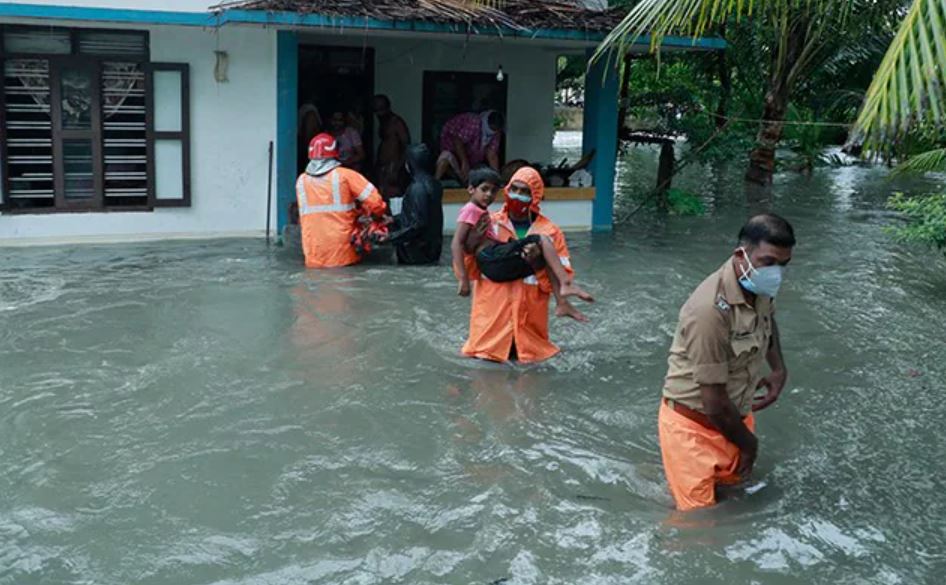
[537,236,593,302]
[546,268,590,322]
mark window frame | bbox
[146,62,191,208]
[51,56,104,211]
[0,24,182,214]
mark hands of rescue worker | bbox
[521,243,541,263]
[752,369,788,412]
[737,436,759,479]
[458,279,471,297]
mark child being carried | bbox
[451,166,594,303]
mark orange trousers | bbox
[657,400,756,511]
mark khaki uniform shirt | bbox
[663,260,774,416]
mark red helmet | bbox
[308,133,339,160]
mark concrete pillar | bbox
[583,49,620,231]
[276,31,298,233]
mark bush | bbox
[667,188,706,216]
[886,192,946,254]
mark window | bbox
[421,71,507,162]
[0,25,190,212]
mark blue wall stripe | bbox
[0,3,217,26]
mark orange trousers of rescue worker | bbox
[297,132,387,268]
[460,167,574,363]
[658,400,756,511]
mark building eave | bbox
[0,3,726,51]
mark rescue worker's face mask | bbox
[506,184,532,217]
[737,247,784,298]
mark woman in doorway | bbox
[435,110,504,183]
[329,110,366,172]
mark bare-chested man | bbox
[372,95,411,200]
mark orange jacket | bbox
[461,167,574,363]
[296,166,387,268]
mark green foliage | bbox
[782,104,829,170]
[589,0,909,170]
[853,0,946,151]
[886,191,946,254]
[556,54,586,98]
[892,147,946,175]
[666,188,706,215]
[552,110,567,130]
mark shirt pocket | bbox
[730,330,762,360]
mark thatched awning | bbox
[212,0,627,35]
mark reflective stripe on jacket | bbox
[296,167,386,268]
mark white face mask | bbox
[738,247,784,298]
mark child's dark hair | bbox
[468,166,502,189]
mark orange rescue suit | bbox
[296,167,387,268]
[460,167,574,363]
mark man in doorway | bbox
[658,214,794,511]
[461,166,587,364]
[435,110,504,183]
[372,94,411,200]
[296,133,387,268]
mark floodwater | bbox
[2,133,946,584]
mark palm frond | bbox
[892,147,946,174]
[591,0,855,66]
[592,0,737,65]
[852,0,946,149]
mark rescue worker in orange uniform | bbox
[460,166,588,363]
[296,133,387,268]
[659,214,794,511]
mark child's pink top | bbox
[456,202,500,241]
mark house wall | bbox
[0,22,278,244]
[0,16,589,244]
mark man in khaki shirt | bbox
[659,214,795,510]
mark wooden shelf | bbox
[442,187,595,204]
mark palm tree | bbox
[862,0,946,254]
[851,0,946,154]
[593,0,943,183]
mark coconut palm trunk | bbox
[745,17,810,184]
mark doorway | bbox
[297,45,375,175]
[421,71,508,164]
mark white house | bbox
[0,0,723,245]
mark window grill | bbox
[1,25,190,213]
